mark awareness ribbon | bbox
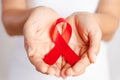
[43,18,80,66]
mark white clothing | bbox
[8,0,110,80]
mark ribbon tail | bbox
[43,45,61,65]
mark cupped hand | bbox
[23,6,62,76]
[61,12,102,77]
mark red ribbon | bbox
[43,18,80,66]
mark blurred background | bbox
[0,1,16,80]
[107,24,120,80]
[0,0,120,80]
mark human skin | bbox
[23,7,63,76]
[60,12,102,77]
[2,0,120,78]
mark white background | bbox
[0,0,120,80]
[107,24,120,80]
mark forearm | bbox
[94,0,120,41]
[94,13,119,41]
[2,9,33,36]
[1,0,34,36]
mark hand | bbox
[61,12,102,77]
[23,7,62,76]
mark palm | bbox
[23,7,62,76]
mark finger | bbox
[61,63,71,78]
[65,53,90,76]
[47,57,62,77]
[47,65,58,76]
[29,54,49,74]
[88,32,101,63]
[79,46,88,56]
[60,46,81,77]
[35,60,49,74]
[47,64,60,77]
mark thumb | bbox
[88,32,101,63]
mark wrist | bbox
[94,13,119,41]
